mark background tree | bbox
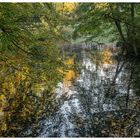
[73,3,140,56]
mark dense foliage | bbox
[0,2,140,137]
[0,3,70,136]
[73,3,140,57]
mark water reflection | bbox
[39,48,140,137]
[60,58,76,93]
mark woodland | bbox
[0,3,140,137]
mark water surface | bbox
[39,49,140,137]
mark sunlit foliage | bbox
[0,3,67,136]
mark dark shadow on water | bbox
[38,49,140,137]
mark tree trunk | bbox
[131,3,138,56]
[109,5,128,53]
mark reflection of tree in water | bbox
[39,49,140,137]
[69,50,140,137]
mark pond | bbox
[38,48,140,137]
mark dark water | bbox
[38,50,140,137]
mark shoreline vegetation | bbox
[0,3,140,137]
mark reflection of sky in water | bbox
[40,50,139,137]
